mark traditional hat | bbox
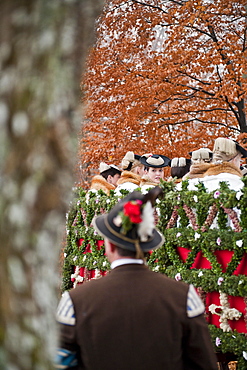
[213,137,247,158]
[140,154,170,168]
[99,162,121,174]
[170,157,191,167]
[93,187,164,254]
[189,148,213,161]
[121,151,141,171]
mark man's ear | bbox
[107,175,113,184]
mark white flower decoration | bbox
[243,351,247,360]
[194,232,201,240]
[193,195,198,202]
[236,190,243,200]
[217,277,224,285]
[198,271,203,277]
[236,240,243,248]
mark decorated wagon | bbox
[62,178,247,369]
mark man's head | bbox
[170,157,191,179]
[93,187,164,259]
[99,162,121,186]
[121,151,145,176]
[212,137,247,167]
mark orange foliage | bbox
[79,0,247,185]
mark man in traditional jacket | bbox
[89,162,121,195]
[55,187,218,370]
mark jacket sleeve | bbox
[183,286,218,370]
[55,292,79,369]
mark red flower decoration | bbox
[123,200,142,224]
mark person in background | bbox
[115,151,145,195]
[55,187,218,370]
[168,157,191,183]
[179,138,247,193]
[89,162,121,195]
[139,153,170,193]
[183,147,213,180]
[198,137,247,191]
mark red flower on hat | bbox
[123,200,142,224]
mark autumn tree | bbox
[81,0,247,178]
[0,0,104,369]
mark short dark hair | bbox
[116,246,136,258]
[101,168,121,179]
[115,245,149,259]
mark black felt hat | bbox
[140,154,170,168]
[93,187,164,253]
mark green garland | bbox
[61,177,247,367]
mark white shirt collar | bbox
[111,258,144,269]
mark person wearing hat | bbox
[139,153,170,192]
[168,157,191,183]
[89,162,122,195]
[188,138,247,191]
[115,151,145,196]
[55,187,218,370]
[178,137,247,195]
[183,148,213,180]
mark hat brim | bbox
[235,142,247,158]
[140,155,170,168]
[93,214,164,252]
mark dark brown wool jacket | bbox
[59,264,217,370]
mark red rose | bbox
[123,201,142,224]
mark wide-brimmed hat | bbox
[93,187,164,254]
[140,154,170,168]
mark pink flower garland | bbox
[201,204,218,232]
[183,204,199,230]
[222,207,242,232]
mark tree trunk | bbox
[0,0,104,368]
